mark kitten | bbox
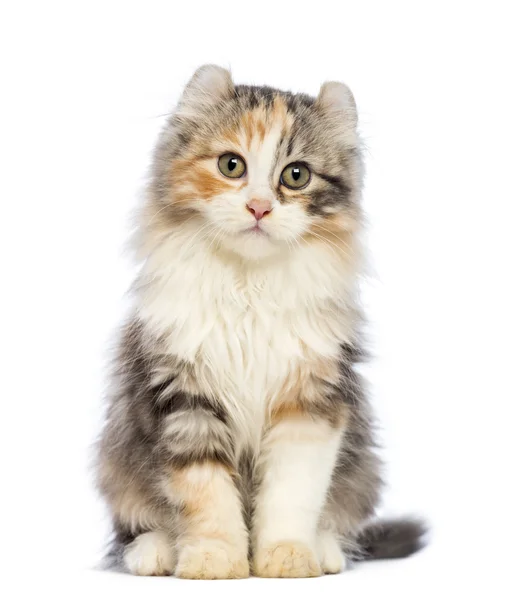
[96,65,425,579]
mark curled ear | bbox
[316,81,358,125]
[180,64,234,112]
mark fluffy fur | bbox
[96,65,425,578]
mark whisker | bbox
[311,223,352,251]
[308,230,343,258]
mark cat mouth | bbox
[243,224,270,237]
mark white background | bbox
[1,1,513,598]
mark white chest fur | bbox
[137,228,357,448]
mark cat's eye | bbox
[218,153,246,178]
[280,163,311,190]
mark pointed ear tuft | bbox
[317,81,357,124]
[181,64,234,110]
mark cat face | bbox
[150,66,363,261]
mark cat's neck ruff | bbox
[136,219,359,341]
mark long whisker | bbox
[311,223,352,252]
[308,230,343,258]
[205,225,224,255]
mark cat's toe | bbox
[253,541,322,578]
[317,530,347,574]
[123,531,176,576]
[175,539,249,579]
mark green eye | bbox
[280,163,311,190]
[218,153,246,178]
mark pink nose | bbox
[246,198,272,221]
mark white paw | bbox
[124,531,176,576]
[317,530,347,574]
[175,539,249,579]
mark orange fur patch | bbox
[256,117,267,143]
[170,158,232,200]
[241,111,255,147]
[269,402,308,427]
[313,210,360,234]
[269,354,348,430]
[271,96,289,123]
[167,461,242,544]
[306,218,359,260]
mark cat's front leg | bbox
[252,408,344,578]
[162,407,249,579]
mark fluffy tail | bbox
[355,518,428,560]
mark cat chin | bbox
[220,231,286,261]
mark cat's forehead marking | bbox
[240,106,268,148]
[221,96,293,155]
